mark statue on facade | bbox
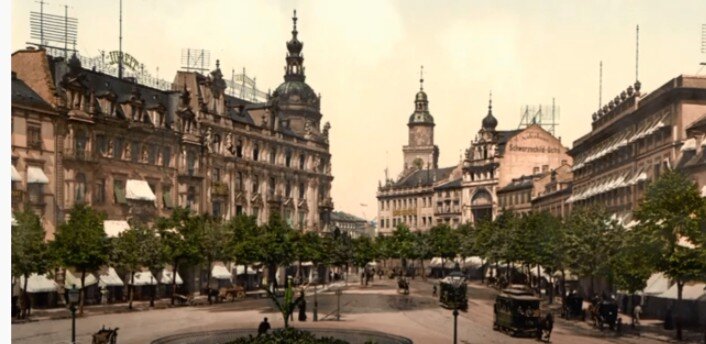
[322,121,331,139]
[225,133,234,155]
[204,127,213,151]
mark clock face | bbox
[413,158,424,169]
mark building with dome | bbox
[377,84,571,233]
[10,10,334,240]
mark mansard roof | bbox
[392,166,456,189]
[434,178,462,191]
[11,74,53,110]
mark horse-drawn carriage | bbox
[561,293,584,320]
[589,298,619,330]
[397,277,410,295]
[217,285,246,302]
[92,326,119,344]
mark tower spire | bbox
[419,65,424,91]
[284,9,305,82]
[488,91,493,114]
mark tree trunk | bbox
[79,270,86,315]
[420,258,426,281]
[171,261,178,306]
[506,261,510,282]
[480,258,485,284]
[560,269,567,305]
[590,275,595,298]
[268,263,278,292]
[676,281,684,341]
[244,265,249,290]
[22,273,30,319]
[128,269,135,310]
[207,259,213,305]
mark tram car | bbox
[439,275,468,311]
[493,287,541,337]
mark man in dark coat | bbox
[257,317,271,336]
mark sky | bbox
[8,0,706,221]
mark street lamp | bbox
[447,265,466,344]
[68,284,79,344]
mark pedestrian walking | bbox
[433,285,437,297]
[298,291,307,322]
[633,304,642,328]
[257,317,271,336]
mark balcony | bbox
[28,139,43,151]
[318,197,334,209]
[63,149,97,162]
[11,189,23,208]
[211,181,229,197]
[434,206,461,215]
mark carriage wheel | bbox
[237,291,245,299]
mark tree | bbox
[113,225,163,309]
[227,214,262,287]
[11,208,49,319]
[564,206,624,297]
[50,204,109,314]
[155,207,202,305]
[413,231,432,280]
[352,236,375,270]
[258,213,295,291]
[633,170,706,340]
[428,224,459,277]
[611,228,653,324]
[198,215,232,304]
[390,224,415,273]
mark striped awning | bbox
[27,166,48,184]
[159,267,183,285]
[98,267,124,287]
[126,179,156,201]
[104,220,130,238]
[11,165,21,182]
[130,270,158,286]
[211,264,232,280]
[65,269,99,288]
[19,273,58,293]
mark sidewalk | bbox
[13,281,349,323]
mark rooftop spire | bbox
[488,91,493,114]
[419,65,424,91]
[284,9,305,82]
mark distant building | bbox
[568,76,706,222]
[377,76,572,233]
[530,163,573,219]
[330,211,371,238]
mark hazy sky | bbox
[10,0,706,221]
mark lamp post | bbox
[68,284,79,344]
[448,266,466,344]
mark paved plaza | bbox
[12,276,700,344]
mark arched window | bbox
[285,150,292,167]
[299,154,306,169]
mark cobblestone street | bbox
[12,276,699,344]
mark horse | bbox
[537,313,554,342]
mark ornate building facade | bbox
[10,12,334,239]
[376,82,571,233]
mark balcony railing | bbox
[211,182,229,197]
[63,149,97,162]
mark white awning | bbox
[65,269,99,288]
[463,256,484,268]
[126,179,156,201]
[677,235,697,249]
[236,265,258,275]
[211,264,232,280]
[658,281,706,300]
[642,272,671,296]
[159,267,183,285]
[11,214,18,226]
[11,165,21,182]
[98,267,124,287]
[701,185,706,197]
[104,220,130,238]
[27,166,49,184]
[19,273,58,293]
[681,138,697,152]
[130,270,158,286]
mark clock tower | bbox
[403,66,439,173]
